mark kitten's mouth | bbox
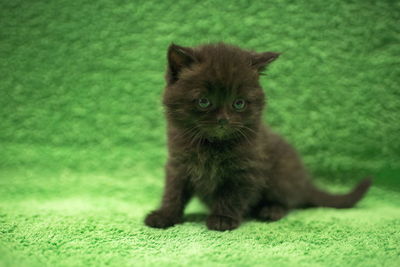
[198,123,234,141]
[209,125,231,139]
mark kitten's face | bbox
[163,43,279,142]
[166,71,265,141]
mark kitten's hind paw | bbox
[144,210,181,229]
[206,215,240,231]
[257,205,288,221]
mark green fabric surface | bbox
[1,0,399,266]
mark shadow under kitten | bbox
[144,42,372,231]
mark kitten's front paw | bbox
[144,210,181,229]
[206,215,240,231]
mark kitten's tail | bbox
[307,178,372,209]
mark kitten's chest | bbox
[184,148,239,194]
[187,153,223,180]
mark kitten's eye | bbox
[198,98,211,108]
[233,99,246,110]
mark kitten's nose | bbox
[217,118,229,126]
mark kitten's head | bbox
[163,43,279,142]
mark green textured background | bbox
[1,0,399,266]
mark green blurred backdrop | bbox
[1,0,399,266]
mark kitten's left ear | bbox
[167,43,197,84]
[251,52,280,73]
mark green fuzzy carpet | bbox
[1,0,399,266]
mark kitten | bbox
[144,43,372,231]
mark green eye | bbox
[233,99,246,110]
[198,98,211,108]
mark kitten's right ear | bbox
[251,52,280,74]
[167,43,196,84]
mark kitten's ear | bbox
[167,43,197,84]
[251,52,280,73]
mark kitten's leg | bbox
[145,166,192,229]
[206,183,252,231]
[257,205,288,221]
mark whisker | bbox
[234,126,252,145]
[173,124,202,143]
[240,125,257,135]
[189,129,202,147]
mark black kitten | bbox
[145,43,372,231]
